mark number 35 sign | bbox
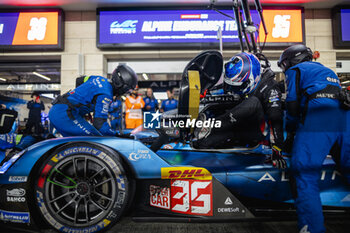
[258,9,304,43]
[171,179,213,216]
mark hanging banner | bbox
[0,83,61,91]
[97,7,304,49]
[0,9,63,51]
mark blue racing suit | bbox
[143,96,158,113]
[161,98,178,112]
[285,62,350,233]
[49,76,116,137]
[109,99,122,130]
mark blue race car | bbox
[0,51,349,233]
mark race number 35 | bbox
[272,15,291,39]
[27,17,48,41]
[171,179,213,216]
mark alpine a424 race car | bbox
[0,51,349,233]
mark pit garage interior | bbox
[0,0,350,233]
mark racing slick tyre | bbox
[32,142,129,233]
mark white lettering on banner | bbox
[0,83,60,91]
[27,17,47,41]
[272,15,291,38]
[225,20,237,31]
[110,20,138,34]
[173,20,225,32]
[141,20,236,33]
[0,24,3,34]
[141,21,173,32]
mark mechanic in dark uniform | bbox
[26,92,45,135]
[49,64,137,136]
[109,96,122,130]
[160,88,178,112]
[143,88,159,113]
[278,44,350,233]
[195,52,286,168]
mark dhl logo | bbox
[161,167,212,180]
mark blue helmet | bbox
[224,52,261,96]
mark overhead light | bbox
[0,78,6,82]
[142,73,149,80]
[33,72,51,81]
[341,80,350,84]
[41,93,55,99]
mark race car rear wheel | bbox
[33,142,129,233]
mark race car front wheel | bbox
[33,142,129,233]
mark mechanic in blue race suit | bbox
[49,64,138,136]
[143,88,159,113]
[194,52,286,168]
[278,44,350,233]
[109,96,122,130]
[160,88,178,112]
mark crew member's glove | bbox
[283,132,295,154]
[271,145,287,169]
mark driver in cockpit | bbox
[194,52,286,169]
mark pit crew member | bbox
[194,52,286,169]
[160,88,178,112]
[143,88,159,113]
[26,92,45,135]
[278,44,350,233]
[49,64,137,136]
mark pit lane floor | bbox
[1,218,350,233]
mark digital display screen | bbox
[341,9,350,41]
[97,8,304,49]
[0,9,63,51]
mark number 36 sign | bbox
[0,9,63,51]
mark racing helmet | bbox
[278,44,313,72]
[224,52,261,96]
[111,64,138,96]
